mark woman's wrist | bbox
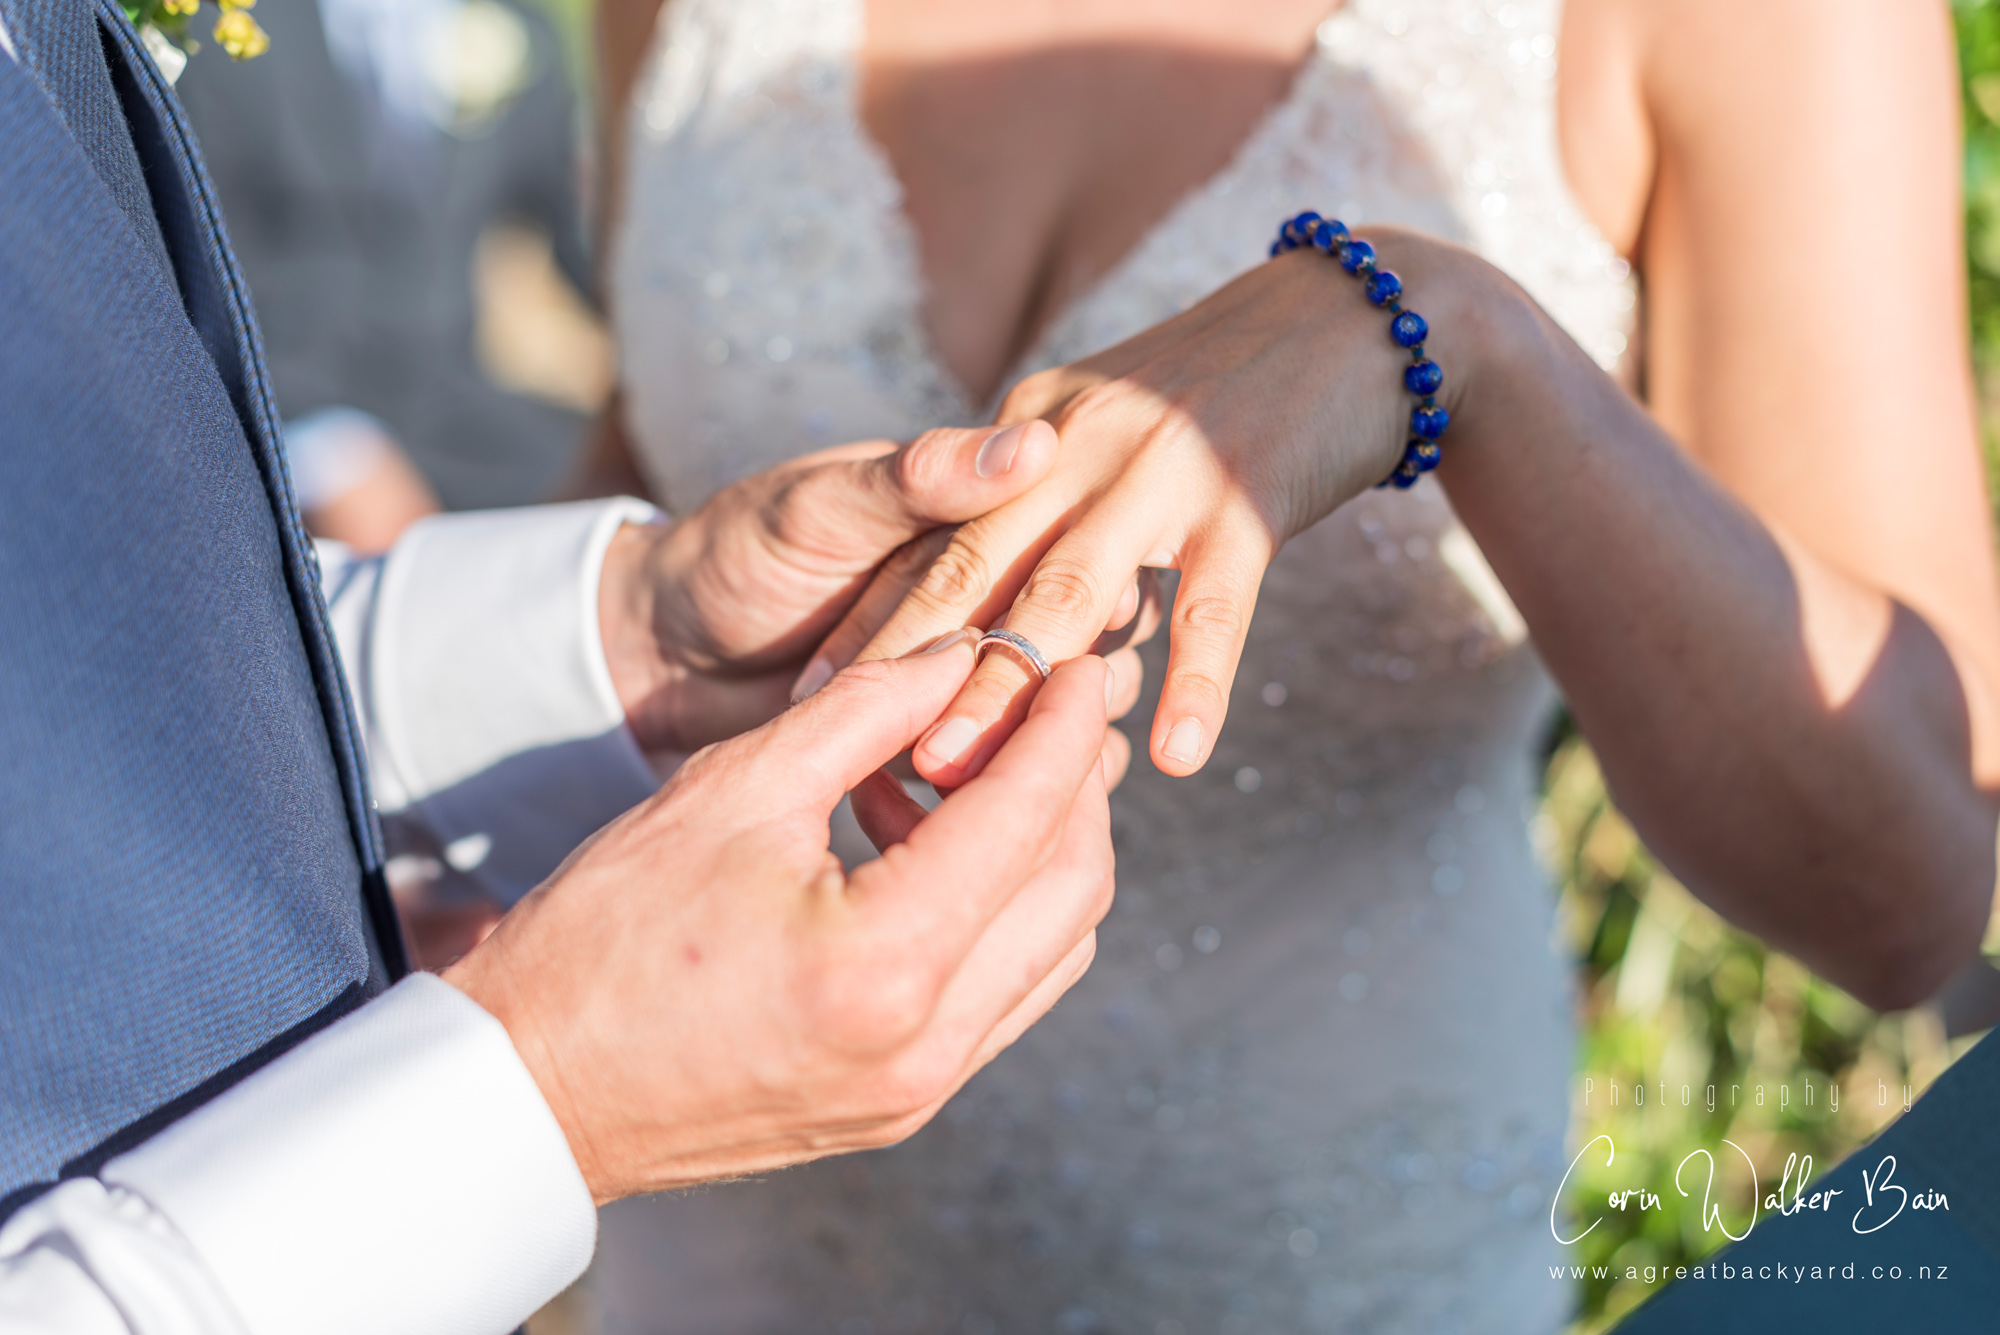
[1342,231,1599,518]
[1272,242,1416,493]
[1273,223,1542,502]
[1362,233,1530,447]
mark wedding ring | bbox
[976,628,1053,682]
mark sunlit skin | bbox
[447,645,1118,1202]
[592,0,2000,1009]
[407,426,1147,972]
[442,429,1132,1199]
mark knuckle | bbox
[672,740,730,783]
[892,432,956,502]
[759,473,844,554]
[1090,856,1117,922]
[957,670,1023,720]
[1029,825,1069,875]
[885,525,957,577]
[1172,591,1247,642]
[876,1046,960,1119]
[1089,884,1114,932]
[998,369,1062,421]
[911,540,991,611]
[682,738,727,766]
[859,1098,947,1154]
[1074,929,1102,972]
[821,655,900,698]
[1057,379,1138,436]
[1170,670,1231,714]
[814,948,943,1055]
[1018,558,1102,624]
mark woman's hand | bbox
[596,424,1060,754]
[827,233,1495,786]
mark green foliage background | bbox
[1553,9,2000,1327]
[1964,0,2000,374]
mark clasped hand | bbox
[446,640,1115,1201]
[443,233,1482,1202]
[443,424,1138,1201]
[817,233,1481,786]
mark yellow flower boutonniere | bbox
[124,0,269,83]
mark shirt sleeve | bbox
[0,975,597,1335]
[319,498,667,905]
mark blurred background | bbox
[174,0,609,548]
[167,0,2000,1329]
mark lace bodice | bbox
[605,1,1634,1330]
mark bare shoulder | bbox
[1626,0,1956,168]
[1555,0,1652,256]
[1558,0,1957,256]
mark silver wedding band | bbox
[976,628,1053,682]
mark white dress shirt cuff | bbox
[102,974,595,1335]
[353,498,664,904]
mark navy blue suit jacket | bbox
[0,0,403,1219]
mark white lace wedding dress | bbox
[601,1,1634,1330]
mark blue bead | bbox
[1411,404,1450,439]
[1407,439,1442,471]
[1287,211,1322,244]
[1389,458,1423,489]
[1269,240,1285,258]
[1391,310,1428,347]
[1311,219,1347,253]
[1366,270,1403,306]
[1404,359,1444,395]
[1339,239,1375,274]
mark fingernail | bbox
[921,716,981,768]
[791,656,834,702]
[1162,717,1204,765]
[974,423,1028,478]
[916,627,978,656]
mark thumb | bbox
[877,419,1059,523]
[774,422,1059,562]
[757,628,983,812]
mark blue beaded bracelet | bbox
[1271,211,1450,489]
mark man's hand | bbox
[597,425,1061,753]
[441,636,1117,1201]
